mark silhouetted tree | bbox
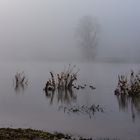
[76,16,99,61]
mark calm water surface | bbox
[0,62,140,140]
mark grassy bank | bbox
[0,128,120,140]
[0,128,91,140]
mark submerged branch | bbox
[59,104,104,118]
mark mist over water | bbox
[0,0,140,62]
[0,1,140,140]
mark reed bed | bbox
[115,70,140,96]
[44,65,80,92]
[44,65,95,93]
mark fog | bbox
[0,0,140,62]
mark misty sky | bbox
[0,0,140,61]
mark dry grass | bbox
[15,72,28,86]
[115,70,140,96]
[44,65,79,92]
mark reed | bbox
[14,71,28,86]
[44,65,79,92]
[115,70,140,96]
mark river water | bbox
[0,62,140,140]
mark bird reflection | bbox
[116,94,140,122]
[44,88,77,105]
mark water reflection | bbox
[115,70,140,122]
[14,83,26,94]
[44,85,104,118]
[116,94,140,122]
[44,88,77,105]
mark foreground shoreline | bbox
[0,128,120,140]
[0,128,92,140]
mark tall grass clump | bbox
[115,70,140,96]
[44,65,79,92]
[14,72,28,92]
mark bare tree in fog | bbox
[76,16,99,61]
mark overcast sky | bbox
[0,0,140,61]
